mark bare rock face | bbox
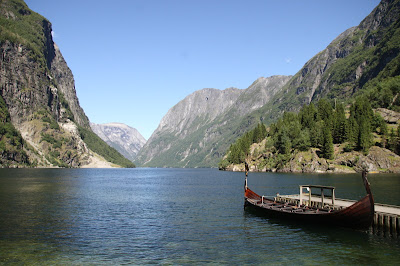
[0,6,89,129]
[156,87,243,137]
[0,0,111,167]
[136,76,292,167]
[50,43,90,128]
[376,108,400,124]
[90,123,146,161]
[0,40,58,126]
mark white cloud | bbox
[285,57,292,64]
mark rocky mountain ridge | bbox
[136,0,400,168]
[269,0,400,113]
[0,0,133,167]
[90,122,146,161]
[135,75,292,167]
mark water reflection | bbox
[0,169,399,264]
[0,169,80,263]
[244,210,400,265]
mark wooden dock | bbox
[275,193,400,235]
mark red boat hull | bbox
[244,172,374,230]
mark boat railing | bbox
[299,185,336,208]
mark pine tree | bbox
[333,102,346,144]
[377,115,388,148]
[398,125,400,139]
[252,123,266,143]
[227,144,238,164]
[239,135,251,157]
[388,128,397,153]
[397,126,400,155]
[276,126,292,155]
[260,123,267,140]
[254,125,260,143]
[321,122,334,159]
[349,96,374,153]
[379,87,394,108]
[299,103,318,129]
[358,119,372,154]
[290,120,303,149]
[310,121,323,148]
[345,116,358,151]
[318,99,333,129]
[351,96,374,126]
[296,129,311,151]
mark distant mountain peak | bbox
[90,122,146,161]
[136,75,291,167]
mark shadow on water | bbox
[243,205,400,265]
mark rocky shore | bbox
[222,145,400,174]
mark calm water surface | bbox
[0,168,400,265]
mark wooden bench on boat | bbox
[244,167,374,230]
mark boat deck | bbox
[276,194,400,234]
[246,197,332,214]
[276,194,400,215]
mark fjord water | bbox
[1,169,399,264]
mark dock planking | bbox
[275,193,400,235]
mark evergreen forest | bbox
[219,92,400,170]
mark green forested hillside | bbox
[219,95,400,173]
[219,0,400,171]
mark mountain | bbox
[135,76,291,167]
[0,0,134,168]
[255,0,400,122]
[90,122,146,161]
[136,0,400,168]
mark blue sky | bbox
[25,0,380,140]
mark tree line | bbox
[224,122,268,165]
[220,96,400,168]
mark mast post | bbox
[244,161,249,191]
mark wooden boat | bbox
[244,164,374,230]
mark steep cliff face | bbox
[0,39,58,125]
[156,87,242,138]
[136,76,291,167]
[0,1,90,129]
[50,43,90,128]
[90,122,146,161]
[0,0,130,167]
[276,0,400,108]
